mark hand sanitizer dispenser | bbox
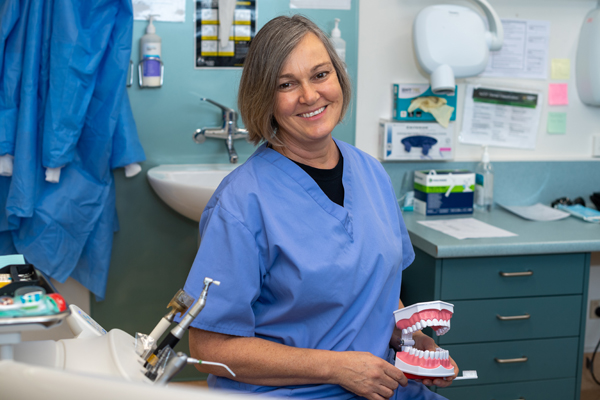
[576,6,600,106]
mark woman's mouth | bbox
[299,106,326,118]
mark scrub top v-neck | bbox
[181,139,415,400]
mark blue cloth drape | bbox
[0,0,145,300]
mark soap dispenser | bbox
[330,18,346,63]
[474,146,494,211]
[139,16,163,87]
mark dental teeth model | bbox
[393,300,455,380]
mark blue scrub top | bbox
[182,140,443,400]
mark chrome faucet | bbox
[193,98,248,164]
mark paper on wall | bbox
[133,0,185,22]
[459,84,542,150]
[290,0,351,10]
[481,19,550,80]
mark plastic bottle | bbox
[140,16,162,87]
[330,18,346,63]
[474,146,494,211]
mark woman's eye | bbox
[315,71,329,79]
[278,82,292,90]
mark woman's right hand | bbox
[331,351,408,400]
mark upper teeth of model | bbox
[401,319,451,336]
[300,106,325,118]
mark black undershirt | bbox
[292,149,345,207]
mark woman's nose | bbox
[299,83,319,104]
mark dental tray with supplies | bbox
[0,263,70,331]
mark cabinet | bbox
[401,248,590,400]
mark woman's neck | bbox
[272,137,339,169]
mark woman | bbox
[182,15,457,400]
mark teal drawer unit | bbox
[401,248,590,400]
[437,378,577,400]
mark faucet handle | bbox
[200,98,235,114]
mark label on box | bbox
[379,120,453,161]
[392,84,457,123]
[413,170,474,215]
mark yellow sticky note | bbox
[547,112,567,134]
[551,59,570,80]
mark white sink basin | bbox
[147,164,238,222]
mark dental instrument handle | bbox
[149,317,173,342]
[154,352,188,385]
[188,358,236,377]
[156,278,220,352]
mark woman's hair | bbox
[238,15,352,145]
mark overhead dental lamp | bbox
[413,0,504,95]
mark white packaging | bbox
[379,120,454,161]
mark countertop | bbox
[402,207,600,258]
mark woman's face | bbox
[273,32,343,149]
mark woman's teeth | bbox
[300,106,325,118]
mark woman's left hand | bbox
[389,327,458,388]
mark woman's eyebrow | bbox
[278,62,334,80]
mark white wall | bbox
[356,0,600,161]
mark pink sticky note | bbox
[549,83,568,106]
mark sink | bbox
[147,164,239,222]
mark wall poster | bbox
[195,0,257,68]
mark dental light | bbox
[413,0,504,95]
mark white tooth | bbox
[421,320,427,328]
[433,319,439,326]
[416,322,422,330]
[409,347,415,355]
[424,350,430,359]
[402,328,407,335]
[434,351,440,359]
[408,326,413,333]
[427,320,433,327]
[445,350,449,359]
[419,350,424,358]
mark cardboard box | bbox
[392,83,457,122]
[413,170,474,215]
[379,120,454,161]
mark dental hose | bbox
[188,358,236,377]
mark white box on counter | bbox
[378,120,454,161]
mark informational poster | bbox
[195,0,256,68]
[133,0,186,22]
[459,85,542,150]
[481,19,550,80]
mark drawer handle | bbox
[495,356,528,364]
[499,270,533,277]
[496,313,531,321]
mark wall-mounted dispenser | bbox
[413,0,503,95]
[139,16,164,88]
[576,4,600,106]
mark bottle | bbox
[140,16,162,87]
[474,146,494,211]
[330,18,346,63]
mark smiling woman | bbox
[179,15,456,400]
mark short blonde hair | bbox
[238,15,352,146]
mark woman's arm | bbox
[190,327,407,400]
[390,300,459,388]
